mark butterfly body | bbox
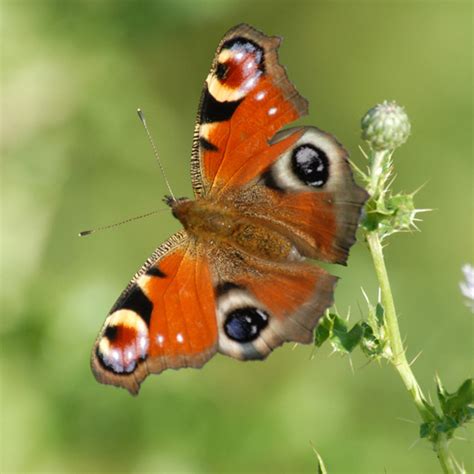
[91,24,368,394]
[171,197,295,262]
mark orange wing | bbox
[190,23,308,197]
[91,232,218,395]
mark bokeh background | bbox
[1,1,472,473]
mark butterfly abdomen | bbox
[172,198,295,261]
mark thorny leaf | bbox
[314,312,363,354]
[420,377,473,441]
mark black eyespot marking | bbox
[220,37,265,72]
[111,285,153,326]
[215,62,229,81]
[200,86,243,123]
[224,307,269,342]
[291,144,329,188]
[199,136,218,151]
[104,325,118,342]
[215,281,242,297]
[261,168,285,192]
[146,266,167,278]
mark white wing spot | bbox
[139,336,148,351]
[268,107,277,116]
[256,91,266,101]
[157,334,165,345]
[244,77,257,90]
[176,333,184,343]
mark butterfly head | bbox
[164,195,196,226]
[163,195,184,206]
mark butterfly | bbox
[91,24,368,395]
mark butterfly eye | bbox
[291,144,329,188]
[224,307,269,342]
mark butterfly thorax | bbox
[171,198,295,261]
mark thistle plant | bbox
[314,101,473,474]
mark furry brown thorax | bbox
[170,197,294,262]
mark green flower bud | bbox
[361,101,411,151]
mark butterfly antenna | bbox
[137,108,176,202]
[78,209,166,237]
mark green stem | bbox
[363,144,461,473]
[367,149,389,196]
[366,231,432,421]
[435,434,459,474]
[366,230,460,474]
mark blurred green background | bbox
[1,1,472,473]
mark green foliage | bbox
[315,310,376,357]
[315,451,329,474]
[359,322,384,359]
[363,191,418,237]
[311,444,329,474]
[315,301,390,361]
[357,148,423,239]
[420,377,474,442]
[315,311,363,354]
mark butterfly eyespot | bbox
[291,144,329,188]
[224,307,269,342]
[97,309,149,374]
[220,37,264,69]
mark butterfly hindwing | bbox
[227,126,369,264]
[91,232,218,395]
[212,250,337,360]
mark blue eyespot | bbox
[224,307,269,342]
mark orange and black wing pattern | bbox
[190,23,308,197]
[91,232,218,395]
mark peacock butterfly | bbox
[91,24,368,395]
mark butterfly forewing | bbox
[191,23,308,197]
[91,232,218,395]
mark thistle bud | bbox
[361,101,411,151]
